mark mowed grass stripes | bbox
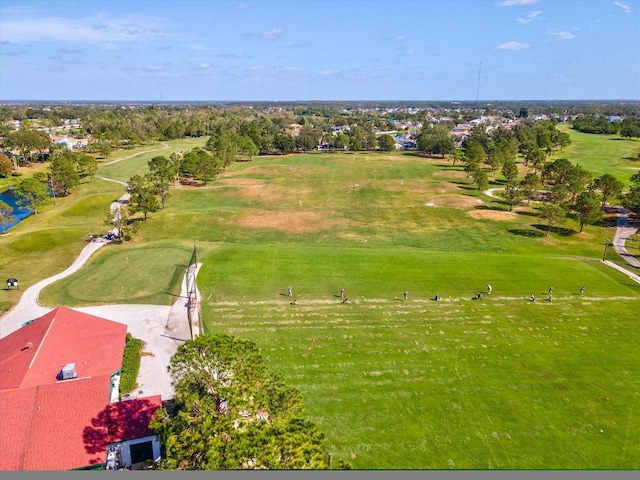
[201,245,639,469]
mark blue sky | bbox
[1,0,638,101]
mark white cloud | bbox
[144,63,170,72]
[390,35,406,42]
[237,1,250,9]
[546,29,576,40]
[497,0,541,6]
[496,41,531,50]
[613,1,631,13]
[262,28,283,41]
[517,11,543,23]
[402,49,416,56]
[0,12,171,46]
[216,52,252,58]
[187,44,213,51]
[197,63,210,69]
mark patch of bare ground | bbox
[432,170,468,179]
[468,210,518,221]
[224,165,329,178]
[220,178,312,202]
[428,195,483,209]
[237,210,338,232]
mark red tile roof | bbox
[0,306,127,391]
[0,307,134,470]
[0,310,55,390]
[25,376,111,470]
[0,386,38,470]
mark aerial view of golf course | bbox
[2,112,638,470]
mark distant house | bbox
[393,135,417,150]
[285,123,303,137]
[0,307,162,471]
[51,135,89,150]
[332,125,350,134]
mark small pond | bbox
[0,187,33,232]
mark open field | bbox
[2,132,640,468]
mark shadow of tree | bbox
[474,205,510,212]
[532,224,575,236]
[508,228,545,238]
[515,210,540,218]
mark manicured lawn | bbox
[97,137,208,182]
[39,243,190,306]
[555,124,640,184]
[2,132,639,468]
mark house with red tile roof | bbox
[0,307,162,471]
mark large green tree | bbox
[50,153,80,197]
[377,134,396,152]
[148,155,177,210]
[2,123,51,167]
[573,190,604,233]
[501,181,524,211]
[622,172,640,217]
[591,174,625,210]
[14,177,50,214]
[538,203,567,236]
[0,200,16,233]
[520,173,541,205]
[0,152,13,177]
[417,124,455,156]
[126,174,160,220]
[150,334,328,470]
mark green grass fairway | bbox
[2,131,639,468]
[97,137,208,182]
[556,124,640,183]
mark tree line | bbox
[571,115,640,139]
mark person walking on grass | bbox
[403,291,408,301]
[288,285,292,297]
[531,294,535,303]
[487,284,492,295]
[580,286,585,296]
[340,288,345,299]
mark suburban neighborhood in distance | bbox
[1,0,639,473]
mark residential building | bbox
[0,307,162,470]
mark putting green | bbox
[40,245,190,304]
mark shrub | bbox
[119,333,142,396]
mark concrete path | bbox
[611,208,640,269]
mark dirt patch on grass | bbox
[221,178,311,202]
[428,195,483,209]
[224,165,329,178]
[468,210,518,221]
[237,210,330,232]
[221,178,264,187]
[432,170,468,179]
